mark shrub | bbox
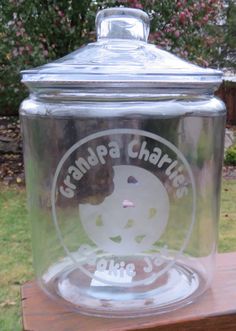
[225,144,236,166]
[0,0,225,115]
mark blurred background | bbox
[0,0,235,185]
[0,0,235,116]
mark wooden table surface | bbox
[21,252,236,331]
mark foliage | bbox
[225,144,236,165]
[0,0,98,115]
[0,0,225,115]
[128,0,225,66]
[223,0,236,69]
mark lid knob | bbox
[96,7,150,42]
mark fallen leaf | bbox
[16,177,22,183]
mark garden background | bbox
[0,1,236,331]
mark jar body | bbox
[20,95,226,317]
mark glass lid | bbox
[21,7,222,90]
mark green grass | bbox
[0,180,236,330]
[219,180,236,252]
[0,185,33,331]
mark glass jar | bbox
[20,8,226,317]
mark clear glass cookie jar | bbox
[20,7,226,317]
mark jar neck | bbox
[30,87,214,103]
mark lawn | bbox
[219,180,236,252]
[0,185,33,331]
[0,180,236,331]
